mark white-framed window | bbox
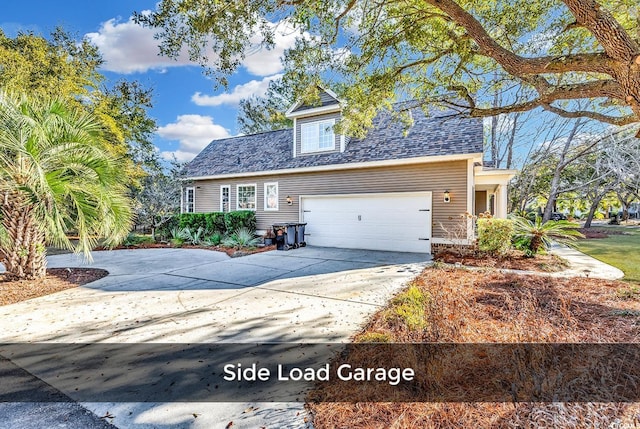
[220,185,230,213]
[236,184,257,210]
[182,187,195,213]
[264,182,278,211]
[300,119,335,153]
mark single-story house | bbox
[181,88,516,253]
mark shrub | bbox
[178,211,256,236]
[386,285,429,331]
[205,212,226,233]
[511,216,584,255]
[122,233,154,247]
[155,215,179,241]
[203,232,223,246]
[356,332,393,343]
[169,227,184,247]
[477,218,514,256]
[179,213,207,230]
[179,226,208,245]
[221,227,261,248]
[224,211,256,233]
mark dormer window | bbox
[301,119,335,153]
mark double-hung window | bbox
[183,187,195,213]
[236,184,257,210]
[300,119,335,153]
[220,185,230,212]
[264,182,278,211]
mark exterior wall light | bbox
[444,190,451,203]
[286,195,293,205]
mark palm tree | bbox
[0,94,133,279]
[511,216,584,255]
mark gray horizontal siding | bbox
[192,160,468,239]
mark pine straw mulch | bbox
[307,267,640,429]
[434,250,569,272]
[578,228,631,239]
[0,268,109,306]
[93,243,276,258]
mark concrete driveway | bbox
[0,247,429,428]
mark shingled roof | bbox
[183,105,484,179]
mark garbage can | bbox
[272,223,289,251]
[295,223,307,247]
[286,223,297,249]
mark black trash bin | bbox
[296,223,307,247]
[286,223,297,249]
[273,222,306,250]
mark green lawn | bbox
[574,226,640,284]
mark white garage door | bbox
[301,192,432,253]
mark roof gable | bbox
[285,87,342,117]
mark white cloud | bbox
[86,16,306,76]
[86,16,192,74]
[157,115,231,162]
[192,74,282,107]
[243,21,304,75]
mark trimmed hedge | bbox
[178,211,256,235]
[224,210,256,233]
[477,218,514,256]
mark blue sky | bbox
[2,1,295,161]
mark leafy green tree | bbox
[237,78,293,134]
[138,0,640,134]
[91,80,159,185]
[133,161,182,240]
[0,28,102,101]
[0,95,133,280]
[0,29,158,186]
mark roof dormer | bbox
[286,87,345,158]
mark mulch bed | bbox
[94,243,276,258]
[307,267,640,428]
[434,250,568,272]
[578,228,630,239]
[0,268,108,306]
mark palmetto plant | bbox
[221,227,261,249]
[0,95,133,279]
[511,216,584,255]
[178,226,208,245]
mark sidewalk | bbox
[548,243,624,280]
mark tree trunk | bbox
[0,195,47,280]
[584,193,605,228]
[542,118,583,222]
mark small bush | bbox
[477,218,514,256]
[224,211,256,233]
[511,216,584,255]
[203,232,223,246]
[122,233,154,246]
[221,227,261,248]
[179,226,208,245]
[386,285,429,331]
[169,228,184,247]
[356,332,393,343]
[617,285,640,300]
[155,216,179,241]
